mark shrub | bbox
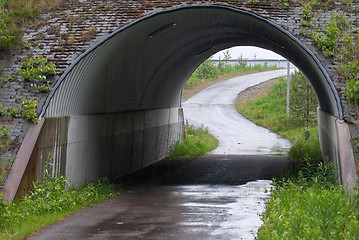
[343,61,359,102]
[312,17,340,57]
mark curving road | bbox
[182,69,292,155]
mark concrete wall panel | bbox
[23,108,184,189]
[317,108,340,183]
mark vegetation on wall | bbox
[0,0,15,50]
[18,56,56,92]
[298,2,359,103]
[0,98,38,124]
[0,0,62,51]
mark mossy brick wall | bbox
[0,0,358,186]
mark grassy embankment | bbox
[235,72,359,238]
[236,72,320,162]
[0,167,119,239]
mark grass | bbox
[168,125,218,159]
[0,174,119,239]
[257,160,359,239]
[0,0,61,51]
[235,73,320,162]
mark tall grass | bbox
[257,161,359,239]
[168,125,218,159]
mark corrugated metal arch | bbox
[40,5,342,119]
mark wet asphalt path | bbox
[26,155,292,240]
[182,69,292,155]
[26,71,294,239]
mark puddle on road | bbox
[167,180,272,240]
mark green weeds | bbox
[18,56,56,92]
[20,97,38,123]
[257,161,359,239]
[168,125,218,159]
[0,170,119,239]
[0,97,38,123]
[0,124,9,138]
[312,16,340,57]
[303,10,359,102]
[0,0,62,51]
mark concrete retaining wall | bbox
[6,108,184,200]
[318,108,357,188]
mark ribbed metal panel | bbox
[42,5,341,119]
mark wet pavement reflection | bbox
[26,155,291,240]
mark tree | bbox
[289,72,317,127]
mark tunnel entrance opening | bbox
[5,5,357,202]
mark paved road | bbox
[182,69,292,155]
[25,155,292,240]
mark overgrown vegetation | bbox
[236,71,320,162]
[257,160,359,239]
[0,162,119,239]
[0,97,38,124]
[185,51,280,89]
[298,2,359,104]
[0,0,62,51]
[18,56,56,92]
[168,125,218,159]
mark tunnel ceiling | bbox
[41,5,342,119]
